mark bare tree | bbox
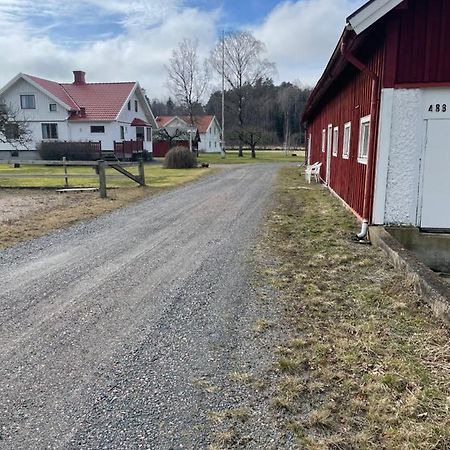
[210,31,275,156]
[0,103,31,149]
[166,38,209,126]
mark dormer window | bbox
[20,94,35,109]
[49,103,57,112]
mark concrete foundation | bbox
[386,227,450,273]
[0,150,41,161]
[370,226,450,326]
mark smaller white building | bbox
[0,71,156,158]
[155,115,222,153]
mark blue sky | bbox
[0,0,366,98]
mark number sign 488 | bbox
[428,104,447,113]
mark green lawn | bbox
[0,163,209,189]
[153,150,305,165]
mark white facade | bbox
[198,117,222,153]
[373,87,450,230]
[0,75,155,155]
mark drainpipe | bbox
[341,36,380,240]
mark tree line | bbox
[151,32,312,156]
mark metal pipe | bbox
[341,37,380,240]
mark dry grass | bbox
[0,168,215,250]
[260,167,450,449]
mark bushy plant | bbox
[164,146,197,169]
[37,141,101,161]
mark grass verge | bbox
[0,167,215,249]
[156,150,304,165]
[259,167,450,449]
[0,163,207,188]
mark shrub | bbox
[164,146,197,169]
[37,141,101,161]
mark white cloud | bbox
[252,0,365,87]
[0,0,220,99]
[0,0,368,99]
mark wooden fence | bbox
[113,140,144,160]
[1,159,146,198]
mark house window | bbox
[20,94,35,109]
[90,125,105,133]
[321,129,326,152]
[215,141,217,148]
[135,100,138,112]
[209,141,211,148]
[358,115,371,164]
[146,127,152,141]
[332,126,339,157]
[127,101,131,111]
[342,122,351,159]
[41,123,58,139]
[4,123,20,140]
[136,126,144,140]
[120,126,125,140]
[49,103,57,112]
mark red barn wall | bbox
[307,41,386,217]
[392,0,450,86]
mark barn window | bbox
[332,126,339,156]
[327,124,333,154]
[343,122,351,159]
[358,115,371,164]
[321,129,326,152]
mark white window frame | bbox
[49,103,57,112]
[20,94,36,109]
[327,124,332,153]
[90,125,105,133]
[342,122,351,159]
[358,115,371,164]
[41,123,58,140]
[120,126,125,140]
[321,128,326,153]
[332,126,339,157]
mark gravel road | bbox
[0,164,289,449]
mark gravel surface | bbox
[0,165,290,449]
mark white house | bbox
[155,115,222,153]
[0,71,156,159]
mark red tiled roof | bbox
[155,115,215,133]
[26,74,79,110]
[155,116,181,128]
[24,74,136,121]
[63,82,135,121]
[181,116,215,133]
[131,118,150,126]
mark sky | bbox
[0,0,367,100]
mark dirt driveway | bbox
[0,165,291,449]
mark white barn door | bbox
[326,124,332,185]
[421,120,450,230]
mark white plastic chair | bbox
[305,162,322,183]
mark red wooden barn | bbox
[302,0,450,235]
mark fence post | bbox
[62,156,69,188]
[138,159,146,186]
[98,160,107,198]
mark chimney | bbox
[73,70,86,84]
